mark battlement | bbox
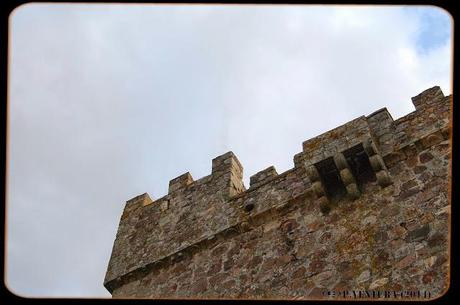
[411,85,445,110]
[126,192,153,207]
[104,87,451,298]
[249,166,278,189]
[168,172,194,194]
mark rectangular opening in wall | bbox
[314,157,347,202]
[343,143,377,189]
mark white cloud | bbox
[7,4,452,297]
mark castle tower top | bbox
[104,86,451,298]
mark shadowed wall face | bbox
[104,87,450,299]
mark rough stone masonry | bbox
[104,86,451,299]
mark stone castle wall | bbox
[104,86,451,299]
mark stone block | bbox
[250,166,278,188]
[333,153,349,170]
[346,183,360,200]
[395,254,416,269]
[369,154,385,171]
[406,224,431,242]
[411,86,444,110]
[340,168,355,186]
[376,170,392,187]
[318,196,330,214]
[363,138,378,156]
[169,172,194,193]
[312,181,326,197]
[306,165,320,182]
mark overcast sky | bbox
[7,4,452,298]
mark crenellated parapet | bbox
[104,86,451,298]
[104,151,249,290]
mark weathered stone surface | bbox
[376,170,392,187]
[411,86,444,109]
[312,181,325,196]
[406,224,431,242]
[397,186,420,201]
[250,166,278,188]
[369,154,385,171]
[401,179,418,191]
[312,270,338,288]
[340,168,355,185]
[419,152,434,163]
[346,183,360,199]
[357,270,370,283]
[369,277,389,290]
[396,254,416,269]
[105,87,450,300]
[191,278,208,294]
[422,271,437,284]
